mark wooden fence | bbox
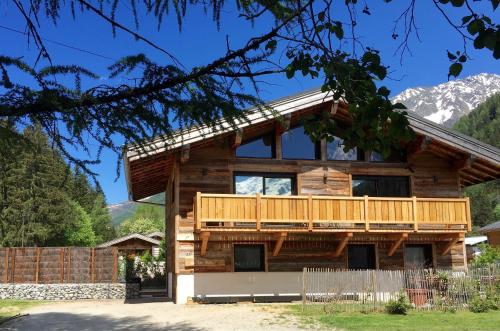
[0,247,119,284]
[302,266,499,313]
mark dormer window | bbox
[281,125,320,160]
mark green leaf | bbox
[265,40,277,51]
[458,55,467,63]
[447,51,457,60]
[378,86,390,98]
[450,0,465,7]
[492,0,499,10]
[448,62,463,79]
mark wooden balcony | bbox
[194,193,471,234]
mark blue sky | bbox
[1,1,499,204]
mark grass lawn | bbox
[287,305,500,331]
[0,300,42,323]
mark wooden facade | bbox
[125,90,500,303]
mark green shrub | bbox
[385,292,412,315]
[469,295,491,313]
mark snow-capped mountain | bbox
[392,73,500,127]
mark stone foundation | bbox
[0,283,140,300]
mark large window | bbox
[327,137,361,161]
[405,244,433,269]
[281,126,319,160]
[236,133,275,158]
[234,173,294,195]
[369,151,407,163]
[352,176,410,197]
[234,244,265,272]
[348,245,376,269]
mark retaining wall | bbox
[0,283,140,300]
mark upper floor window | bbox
[281,126,319,160]
[236,133,275,158]
[327,137,361,161]
[369,151,407,163]
[352,175,410,197]
[234,172,295,195]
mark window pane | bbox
[370,151,406,162]
[352,178,377,196]
[369,151,384,162]
[265,177,292,195]
[378,177,410,197]
[234,245,265,272]
[236,134,273,158]
[282,126,317,160]
[327,137,358,161]
[405,245,433,269]
[235,176,263,195]
[348,245,376,269]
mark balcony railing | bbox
[194,193,471,233]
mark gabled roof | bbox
[124,88,500,200]
[480,221,500,234]
[97,233,161,248]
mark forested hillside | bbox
[0,123,115,247]
[453,93,500,232]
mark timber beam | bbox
[333,232,353,257]
[272,232,288,256]
[453,154,475,171]
[275,114,291,135]
[232,129,243,149]
[388,233,408,257]
[180,144,190,163]
[441,233,464,256]
[409,135,432,155]
[200,232,210,256]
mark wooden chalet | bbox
[124,89,500,303]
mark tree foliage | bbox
[0,123,115,247]
[1,0,498,175]
[118,217,164,236]
[453,93,500,231]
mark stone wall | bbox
[0,283,140,300]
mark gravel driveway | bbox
[1,300,313,331]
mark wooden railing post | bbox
[412,196,418,232]
[364,195,369,231]
[308,194,313,231]
[195,192,202,231]
[465,197,471,232]
[256,193,261,231]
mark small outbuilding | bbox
[480,221,500,247]
[97,233,161,257]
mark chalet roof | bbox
[97,233,161,248]
[480,221,500,234]
[124,88,500,200]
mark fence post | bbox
[60,248,65,283]
[67,247,71,282]
[11,248,16,283]
[302,267,307,311]
[4,248,9,283]
[35,248,40,284]
[112,248,118,283]
[91,248,96,283]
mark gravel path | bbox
[1,300,317,331]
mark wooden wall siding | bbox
[486,231,500,247]
[299,166,350,196]
[409,151,461,198]
[172,239,463,274]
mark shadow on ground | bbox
[0,312,206,331]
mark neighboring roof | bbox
[480,221,500,234]
[97,233,161,248]
[147,231,165,239]
[124,88,500,200]
[465,236,488,246]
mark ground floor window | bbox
[348,244,376,269]
[234,244,265,272]
[405,244,433,269]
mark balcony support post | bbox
[333,232,353,258]
[441,234,464,256]
[256,193,261,231]
[388,233,408,257]
[412,196,418,232]
[200,232,210,256]
[308,194,313,231]
[273,232,287,257]
[364,195,369,231]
